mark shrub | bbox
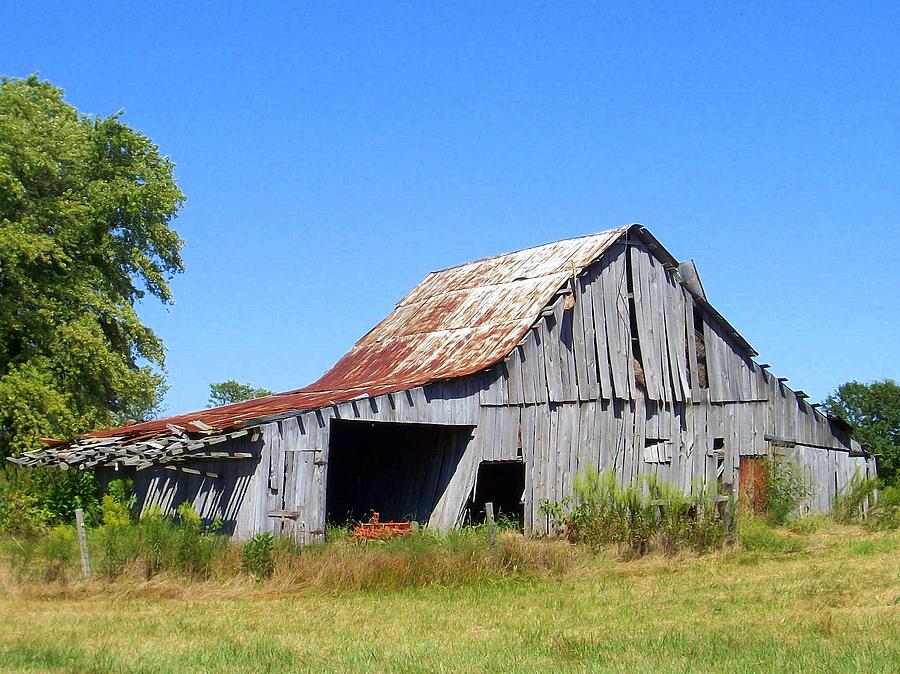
[654,477,724,554]
[93,520,135,579]
[242,533,275,579]
[494,513,522,532]
[89,479,141,579]
[101,494,132,527]
[830,473,899,530]
[139,505,175,577]
[33,468,101,526]
[173,502,224,578]
[5,496,230,583]
[0,484,52,537]
[105,479,135,513]
[90,500,225,580]
[755,455,811,525]
[538,497,571,538]
[545,469,725,557]
[0,465,100,535]
[35,525,78,581]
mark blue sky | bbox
[3,2,898,415]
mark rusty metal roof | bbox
[51,226,629,446]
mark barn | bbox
[12,225,876,538]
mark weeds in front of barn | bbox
[3,466,898,595]
[540,470,727,558]
[1,481,579,592]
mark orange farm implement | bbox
[353,512,413,541]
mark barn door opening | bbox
[468,461,525,530]
[325,420,471,526]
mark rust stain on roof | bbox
[78,227,630,443]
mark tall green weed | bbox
[242,533,275,579]
[756,456,811,526]
[831,473,898,529]
[867,484,900,529]
[542,470,724,557]
[832,472,878,524]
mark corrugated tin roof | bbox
[74,226,631,444]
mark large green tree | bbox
[824,379,900,486]
[0,75,184,456]
[208,380,274,407]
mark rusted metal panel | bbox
[738,456,768,514]
[40,227,629,449]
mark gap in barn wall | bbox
[468,460,525,531]
[324,419,471,525]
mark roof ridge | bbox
[427,224,635,275]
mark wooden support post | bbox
[721,482,735,544]
[74,508,91,579]
[485,502,497,548]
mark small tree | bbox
[824,380,900,486]
[208,380,274,407]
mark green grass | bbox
[0,524,898,673]
[737,517,806,553]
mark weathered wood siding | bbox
[127,431,262,538]
[130,241,869,537]
[473,241,868,532]
[128,378,481,538]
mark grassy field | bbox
[1,523,898,673]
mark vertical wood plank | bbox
[506,346,525,405]
[578,270,602,400]
[589,265,615,400]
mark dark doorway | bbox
[469,461,525,530]
[326,420,471,526]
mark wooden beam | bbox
[764,434,855,453]
[163,465,219,478]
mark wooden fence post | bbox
[485,502,497,548]
[74,508,91,579]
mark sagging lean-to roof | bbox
[15,225,662,468]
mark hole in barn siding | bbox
[468,461,525,531]
[694,307,709,389]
